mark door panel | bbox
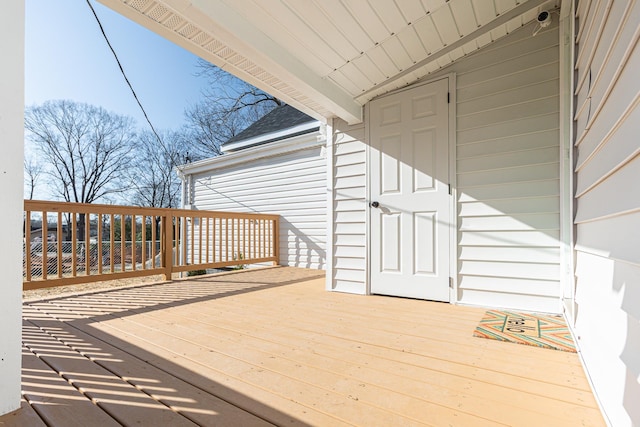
[381,212,401,272]
[369,78,450,301]
[414,211,436,275]
[413,129,436,191]
[381,135,401,194]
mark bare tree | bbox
[25,100,136,239]
[128,129,186,209]
[185,60,283,158]
[24,155,43,200]
[126,129,188,241]
[25,100,136,203]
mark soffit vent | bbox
[163,14,184,30]
[146,3,170,22]
[204,39,225,54]
[177,23,200,39]
[191,32,211,45]
[217,47,236,60]
[128,0,152,13]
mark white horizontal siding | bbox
[191,145,327,270]
[331,120,367,293]
[451,20,561,312]
[329,21,563,307]
[573,1,640,424]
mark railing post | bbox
[273,216,280,266]
[25,210,32,282]
[162,213,173,280]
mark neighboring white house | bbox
[3,1,639,425]
[179,104,327,269]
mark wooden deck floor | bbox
[2,267,604,426]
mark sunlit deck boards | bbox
[4,267,604,426]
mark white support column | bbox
[0,0,25,416]
[559,0,576,322]
[324,118,334,291]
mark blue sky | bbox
[25,0,210,131]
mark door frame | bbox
[365,73,458,302]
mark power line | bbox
[85,0,164,147]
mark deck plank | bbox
[119,280,589,387]
[22,315,197,427]
[102,280,603,426]
[70,319,358,427]
[112,308,598,427]
[90,316,498,427]
[137,304,604,423]
[72,319,436,427]
[16,267,605,427]
[27,303,350,426]
[221,284,582,364]
[0,399,47,427]
[24,312,276,427]
[20,343,119,427]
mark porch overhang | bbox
[97,0,559,124]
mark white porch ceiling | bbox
[98,0,559,124]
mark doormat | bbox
[473,310,576,352]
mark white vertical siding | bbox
[573,1,640,425]
[191,144,327,269]
[331,121,368,293]
[453,21,562,312]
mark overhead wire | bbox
[85,0,165,148]
[85,0,194,180]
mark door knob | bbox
[370,201,380,208]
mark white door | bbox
[369,78,450,301]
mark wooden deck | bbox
[2,267,604,426]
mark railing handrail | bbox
[25,200,279,221]
[23,200,280,290]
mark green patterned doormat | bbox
[473,310,576,352]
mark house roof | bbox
[224,104,316,146]
[221,104,319,153]
[99,0,561,124]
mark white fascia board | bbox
[222,121,320,153]
[179,129,325,176]
[171,0,363,124]
[99,0,362,124]
[95,0,324,122]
